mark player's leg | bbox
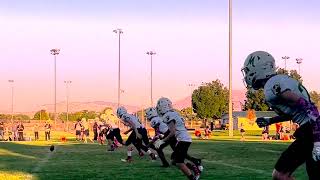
[106,130,115,151]
[272,124,311,180]
[156,141,170,167]
[114,128,124,145]
[139,128,156,160]
[174,141,198,180]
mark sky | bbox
[0,0,320,112]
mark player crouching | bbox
[155,97,203,180]
[242,51,320,180]
[117,107,157,162]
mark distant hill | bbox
[1,90,247,117]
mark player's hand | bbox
[154,139,164,149]
[256,117,271,128]
[312,142,320,161]
[136,133,142,139]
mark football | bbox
[50,145,54,152]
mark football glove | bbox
[256,117,272,128]
[313,142,320,161]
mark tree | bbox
[180,107,196,121]
[310,91,320,108]
[33,110,50,120]
[192,80,229,119]
[243,89,270,111]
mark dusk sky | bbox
[1,0,319,112]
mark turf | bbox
[0,132,308,180]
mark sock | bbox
[147,150,152,155]
[127,149,132,158]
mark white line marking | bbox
[203,159,269,174]
[255,148,282,154]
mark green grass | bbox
[0,131,308,180]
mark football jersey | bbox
[121,113,144,129]
[151,117,169,134]
[264,74,313,126]
[162,110,192,142]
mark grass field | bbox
[0,131,309,180]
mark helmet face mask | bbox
[242,51,276,90]
[116,107,127,118]
[145,107,158,121]
[156,97,173,116]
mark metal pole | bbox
[11,85,14,123]
[118,32,121,108]
[151,54,153,107]
[66,82,69,132]
[54,55,57,126]
[228,0,233,137]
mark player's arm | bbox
[162,121,175,142]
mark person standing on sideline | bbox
[240,123,245,141]
[81,118,93,143]
[0,122,4,141]
[17,122,24,141]
[44,121,51,141]
[33,123,39,141]
[93,118,99,141]
[74,119,82,141]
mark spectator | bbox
[210,120,214,131]
[74,120,82,141]
[93,119,99,141]
[33,123,39,141]
[17,122,24,141]
[0,122,4,141]
[11,123,17,141]
[44,121,51,141]
[262,125,269,141]
[194,129,202,139]
[240,123,245,141]
[275,122,282,140]
[81,118,93,143]
[204,126,211,140]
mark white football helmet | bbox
[242,51,276,90]
[150,118,160,128]
[116,106,127,118]
[156,97,173,116]
[145,107,158,121]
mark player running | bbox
[116,107,157,162]
[155,98,203,180]
[242,51,320,180]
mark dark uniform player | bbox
[242,51,320,180]
[156,98,202,180]
[116,107,156,162]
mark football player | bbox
[117,107,157,162]
[242,51,320,180]
[105,112,124,151]
[155,98,202,180]
[146,107,203,170]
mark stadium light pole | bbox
[282,56,290,71]
[64,80,72,132]
[228,0,234,137]
[8,80,14,125]
[146,51,156,107]
[113,29,123,108]
[296,58,303,75]
[50,48,60,126]
[187,83,196,108]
